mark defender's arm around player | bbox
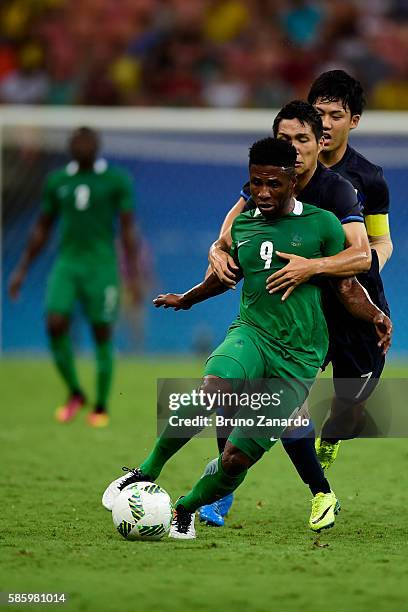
[103,138,391,539]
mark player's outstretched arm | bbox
[267,222,371,301]
[206,197,246,287]
[8,213,55,300]
[333,277,392,354]
[154,271,241,311]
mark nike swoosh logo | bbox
[237,240,250,247]
[311,505,332,523]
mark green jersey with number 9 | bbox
[41,159,134,265]
[230,200,345,368]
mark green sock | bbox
[50,333,81,395]
[140,438,189,480]
[140,401,211,480]
[95,340,113,410]
[179,455,247,512]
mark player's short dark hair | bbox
[69,127,100,154]
[249,137,297,169]
[273,100,323,142]
[307,70,366,116]
[71,126,98,140]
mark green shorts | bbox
[204,323,318,460]
[45,258,120,324]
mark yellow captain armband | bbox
[365,214,390,237]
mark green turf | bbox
[1,358,408,612]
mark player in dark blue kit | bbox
[202,100,375,526]
[244,74,392,469]
[304,70,393,466]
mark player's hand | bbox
[266,252,317,301]
[8,268,26,300]
[373,312,392,355]
[209,245,239,289]
[153,293,191,311]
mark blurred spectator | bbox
[0,42,49,103]
[202,47,251,107]
[0,0,408,109]
[372,77,408,110]
[280,1,324,48]
[144,29,205,106]
[110,56,142,105]
[203,0,249,43]
[0,42,17,80]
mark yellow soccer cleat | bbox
[309,491,341,533]
[315,438,341,470]
[87,411,110,428]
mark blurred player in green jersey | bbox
[9,127,140,427]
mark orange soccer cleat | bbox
[55,394,86,423]
[87,411,110,428]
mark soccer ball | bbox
[112,482,173,541]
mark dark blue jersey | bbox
[322,145,390,320]
[241,162,364,225]
[329,145,390,216]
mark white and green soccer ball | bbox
[112,482,173,541]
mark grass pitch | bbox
[1,358,408,612]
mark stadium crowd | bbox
[0,0,408,109]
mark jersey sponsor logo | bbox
[291,234,303,247]
[237,239,251,248]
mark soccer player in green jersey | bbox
[8,127,140,427]
[103,138,391,537]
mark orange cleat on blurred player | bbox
[55,393,86,423]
